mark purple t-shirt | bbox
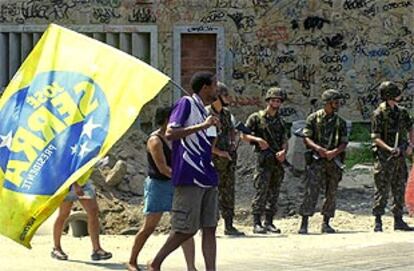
[168,94,218,188]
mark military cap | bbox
[379,81,401,101]
[265,87,287,101]
[321,89,342,102]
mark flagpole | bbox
[170,79,192,97]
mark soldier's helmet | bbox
[321,89,342,102]
[265,87,287,101]
[379,81,401,101]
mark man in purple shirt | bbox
[149,71,220,271]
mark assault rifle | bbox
[235,121,295,171]
[293,128,346,171]
[386,131,409,161]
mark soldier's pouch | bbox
[373,160,383,174]
[375,149,389,162]
[230,150,237,163]
[253,171,260,189]
[253,168,265,189]
[371,145,382,160]
[260,151,277,167]
[338,152,345,163]
[304,151,313,165]
[257,152,267,167]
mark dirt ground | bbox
[4,140,414,271]
[2,214,414,271]
[90,137,396,236]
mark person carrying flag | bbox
[149,71,219,271]
[51,168,112,261]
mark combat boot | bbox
[224,218,245,236]
[264,214,281,233]
[252,214,266,234]
[394,216,414,231]
[298,216,309,234]
[321,216,336,234]
[374,215,382,232]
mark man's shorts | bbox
[171,186,219,233]
[64,181,96,202]
[143,176,174,214]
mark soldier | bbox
[207,82,244,236]
[298,89,348,234]
[241,87,288,234]
[371,81,414,232]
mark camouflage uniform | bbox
[371,102,412,216]
[299,109,348,218]
[245,110,288,216]
[207,106,237,221]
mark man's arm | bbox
[373,138,393,152]
[166,98,219,141]
[275,142,288,162]
[240,133,269,150]
[240,114,269,150]
[304,137,328,158]
[275,120,289,162]
[302,113,328,157]
[325,143,348,160]
[166,115,219,141]
[371,111,394,153]
[326,118,349,160]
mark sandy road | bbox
[1,221,414,271]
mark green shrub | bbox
[345,143,374,168]
[349,122,371,142]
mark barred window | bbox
[0,25,158,93]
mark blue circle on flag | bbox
[0,71,110,195]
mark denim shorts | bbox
[64,181,96,202]
[143,176,174,215]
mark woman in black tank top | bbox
[146,132,171,181]
[127,107,196,271]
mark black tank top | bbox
[147,133,171,180]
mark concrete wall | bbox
[0,0,413,122]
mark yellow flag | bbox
[0,24,169,248]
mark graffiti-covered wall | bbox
[0,0,413,121]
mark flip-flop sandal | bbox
[51,248,68,260]
[91,249,112,261]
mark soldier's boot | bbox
[394,216,414,231]
[321,216,336,234]
[252,214,266,234]
[224,218,245,236]
[298,216,309,234]
[264,214,281,233]
[374,215,383,232]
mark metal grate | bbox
[0,25,156,93]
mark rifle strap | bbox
[316,111,323,144]
[258,110,282,152]
[315,110,340,149]
[379,102,388,143]
[334,116,340,147]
